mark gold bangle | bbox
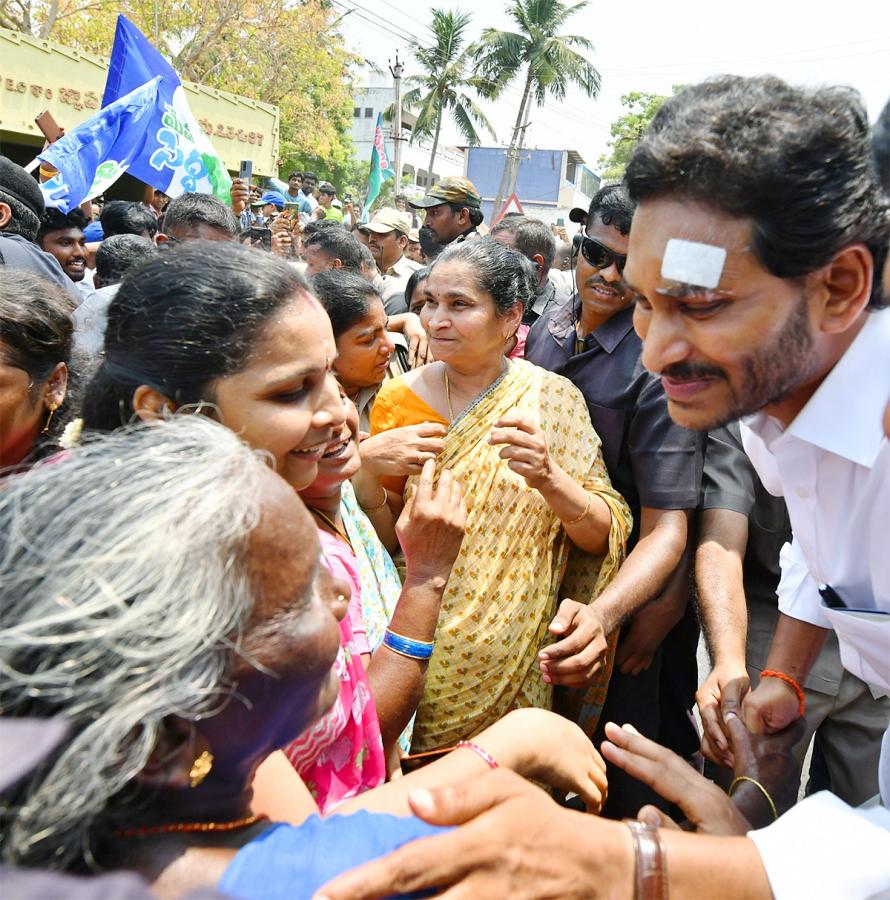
[729,775,778,821]
[361,487,388,512]
[562,492,591,526]
[39,166,58,178]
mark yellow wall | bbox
[0,26,279,175]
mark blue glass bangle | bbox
[383,629,434,660]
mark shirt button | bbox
[795,486,810,499]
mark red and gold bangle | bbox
[760,669,805,718]
[455,740,499,770]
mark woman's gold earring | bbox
[41,404,58,434]
[188,750,214,788]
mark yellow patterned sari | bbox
[392,359,632,752]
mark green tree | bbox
[475,0,601,217]
[597,91,670,181]
[400,8,498,182]
[7,0,357,183]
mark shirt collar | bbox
[745,310,890,467]
[546,298,635,353]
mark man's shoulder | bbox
[0,233,80,301]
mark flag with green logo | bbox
[362,113,395,221]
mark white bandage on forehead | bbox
[660,238,727,289]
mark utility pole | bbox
[389,53,404,190]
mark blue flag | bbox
[102,15,231,201]
[37,78,160,213]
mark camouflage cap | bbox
[409,176,482,210]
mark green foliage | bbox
[596,90,674,181]
[400,8,500,177]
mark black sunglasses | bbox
[578,235,627,274]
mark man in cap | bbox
[405,227,424,264]
[409,176,485,252]
[359,207,422,314]
[250,190,286,224]
[0,155,79,300]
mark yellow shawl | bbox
[409,359,631,752]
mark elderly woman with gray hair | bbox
[0,417,608,896]
[370,238,633,754]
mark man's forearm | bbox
[696,539,748,669]
[595,508,688,633]
[762,613,829,683]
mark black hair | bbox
[36,208,88,242]
[161,193,238,239]
[490,215,557,269]
[446,202,484,228]
[0,269,74,456]
[872,98,890,196]
[288,171,303,180]
[431,238,532,316]
[95,235,158,287]
[405,265,431,310]
[311,269,381,339]
[303,228,364,271]
[0,190,40,241]
[100,200,158,239]
[82,242,310,431]
[625,75,889,310]
[318,182,336,196]
[302,219,345,239]
[302,171,318,182]
[586,184,636,236]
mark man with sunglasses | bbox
[526,183,704,819]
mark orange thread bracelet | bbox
[760,669,805,717]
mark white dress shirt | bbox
[740,309,890,898]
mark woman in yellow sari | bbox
[370,239,632,753]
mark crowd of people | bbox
[1,72,889,899]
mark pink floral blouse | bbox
[283,529,386,813]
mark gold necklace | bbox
[444,368,455,422]
[308,506,353,553]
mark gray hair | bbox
[0,416,269,869]
[0,188,40,241]
[490,215,557,270]
[431,237,534,315]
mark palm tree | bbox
[475,0,601,216]
[400,9,498,184]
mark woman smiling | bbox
[370,239,632,752]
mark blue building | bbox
[465,146,600,227]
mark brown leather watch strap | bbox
[625,819,668,900]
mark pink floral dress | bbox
[283,529,386,813]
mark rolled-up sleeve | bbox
[777,538,832,629]
[748,790,890,899]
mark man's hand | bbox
[314,769,633,900]
[359,424,447,477]
[741,674,802,735]
[538,600,610,687]
[230,176,249,215]
[601,722,752,836]
[696,664,750,767]
[614,591,686,676]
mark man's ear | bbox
[813,243,873,334]
[0,201,12,230]
[135,717,212,791]
[398,234,408,251]
[331,258,344,270]
[155,232,171,245]
[132,384,177,422]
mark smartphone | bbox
[239,159,253,186]
[35,110,64,143]
[556,217,565,227]
[248,226,272,251]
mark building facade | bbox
[350,66,464,198]
[465,146,600,227]
[0,26,280,181]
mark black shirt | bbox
[526,298,703,547]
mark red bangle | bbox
[760,669,805,718]
[455,740,499,770]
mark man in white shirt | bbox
[316,76,890,900]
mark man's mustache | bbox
[660,362,727,381]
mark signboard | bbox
[0,26,279,174]
[493,191,525,224]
